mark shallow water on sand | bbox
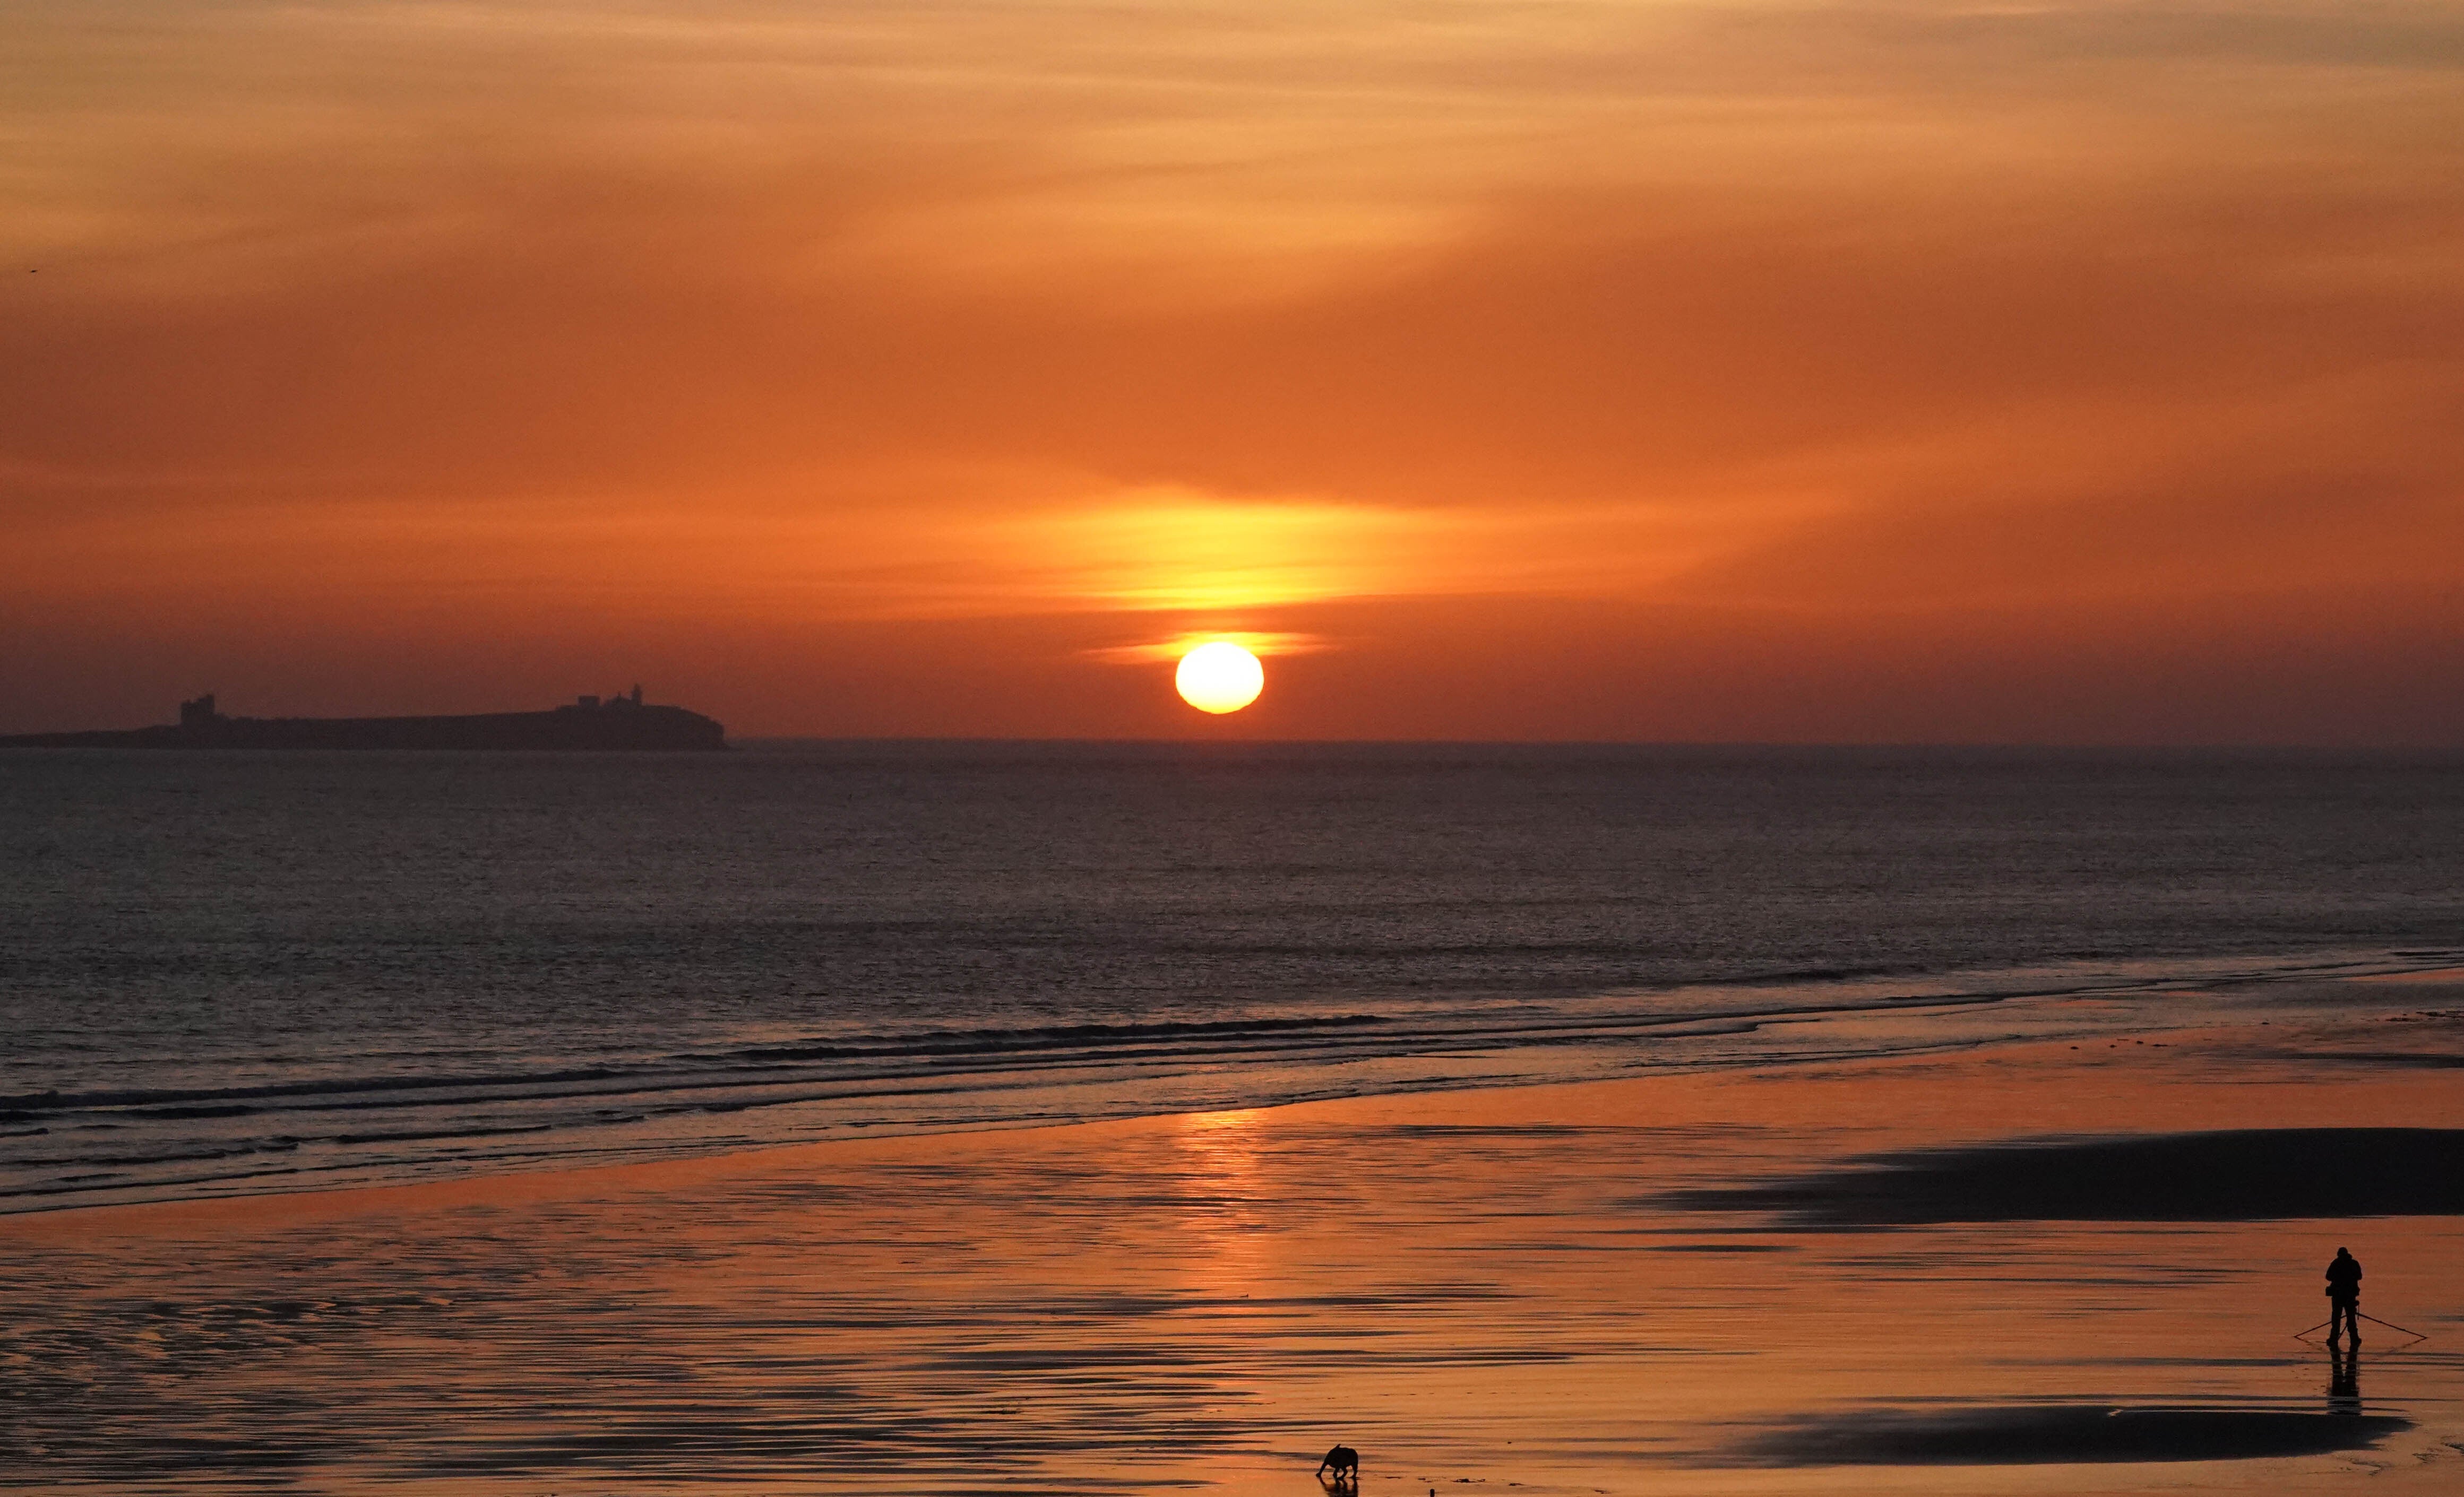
[9,991,2463,1495]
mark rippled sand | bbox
[8,979,2464,1495]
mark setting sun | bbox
[1174,643,1264,714]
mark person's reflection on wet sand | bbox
[2329,1343,2361,1417]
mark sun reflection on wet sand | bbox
[1170,1109,1276,1302]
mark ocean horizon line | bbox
[727,735,2464,755]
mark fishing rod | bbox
[2358,1312,2431,1344]
[2293,1312,2430,1346]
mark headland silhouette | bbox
[0,688,728,751]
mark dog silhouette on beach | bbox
[1316,1443,1359,1489]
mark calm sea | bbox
[3,742,2458,1212]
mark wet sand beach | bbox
[8,976,2463,1496]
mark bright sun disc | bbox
[1175,642,1265,714]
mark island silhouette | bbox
[0,687,728,751]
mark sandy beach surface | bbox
[8,975,2463,1496]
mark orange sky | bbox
[5,0,2461,741]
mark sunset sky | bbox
[5,0,2460,741]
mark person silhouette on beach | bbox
[2325,1247,2363,1345]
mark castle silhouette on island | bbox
[0,687,729,751]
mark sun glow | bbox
[1175,642,1264,714]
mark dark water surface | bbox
[4,742,2459,1209]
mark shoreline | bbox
[9,979,2463,1494]
[10,950,2459,1223]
